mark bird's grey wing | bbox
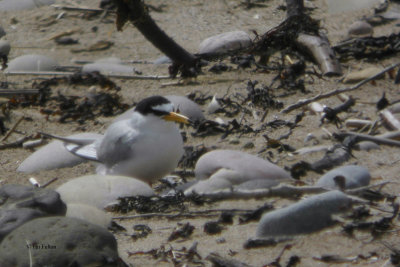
[96,124,140,166]
[64,142,100,162]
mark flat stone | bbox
[0,216,125,267]
[316,165,371,189]
[348,21,373,37]
[6,54,59,72]
[66,203,111,228]
[343,67,383,84]
[198,31,252,55]
[18,133,102,173]
[185,150,292,195]
[256,191,353,238]
[0,184,66,242]
[354,141,380,151]
[0,40,10,57]
[56,175,154,209]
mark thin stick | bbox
[281,62,400,113]
[113,208,253,220]
[0,89,40,96]
[41,177,59,188]
[336,132,400,147]
[5,71,170,80]
[1,116,24,142]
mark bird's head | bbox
[135,96,190,124]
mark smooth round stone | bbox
[316,165,371,190]
[256,191,353,238]
[0,217,123,267]
[114,95,205,122]
[153,55,172,64]
[66,203,111,228]
[0,0,54,11]
[0,184,66,242]
[0,40,10,57]
[185,150,292,195]
[56,175,155,209]
[82,62,135,74]
[198,31,252,55]
[6,54,59,72]
[354,141,380,151]
[18,133,102,173]
[348,21,373,37]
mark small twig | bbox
[335,132,400,148]
[41,177,59,188]
[0,136,30,150]
[0,89,40,96]
[281,62,400,113]
[51,4,106,12]
[5,71,170,80]
[1,116,24,142]
[113,208,253,220]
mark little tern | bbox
[42,96,190,184]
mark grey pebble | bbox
[256,191,353,238]
[0,184,66,242]
[348,21,373,37]
[354,141,380,151]
[316,165,371,190]
[6,54,59,72]
[0,216,126,267]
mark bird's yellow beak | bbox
[163,112,190,124]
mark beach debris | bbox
[71,40,113,53]
[131,224,152,240]
[203,221,224,235]
[56,175,154,210]
[0,26,5,38]
[0,40,10,69]
[18,133,102,173]
[343,67,384,84]
[198,31,252,55]
[316,165,371,190]
[0,184,66,242]
[168,222,194,241]
[207,94,221,114]
[0,216,126,267]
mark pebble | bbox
[6,54,59,72]
[0,216,124,267]
[185,150,292,195]
[0,40,10,57]
[0,184,66,242]
[56,174,154,209]
[17,133,102,173]
[316,165,371,189]
[348,21,373,37]
[354,141,380,151]
[343,67,383,84]
[114,95,205,122]
[198,31,252,55]
[0,0,54,11]
[256,191,353,238]
[66,203,111,228]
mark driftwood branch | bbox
[281,62,400,113]
[113,0,198,77]
[286,0,341,76]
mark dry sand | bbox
[1,0,400,266]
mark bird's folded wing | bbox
[64,143,100,162]
[40,132,98,146]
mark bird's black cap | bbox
[135,96,172,116]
